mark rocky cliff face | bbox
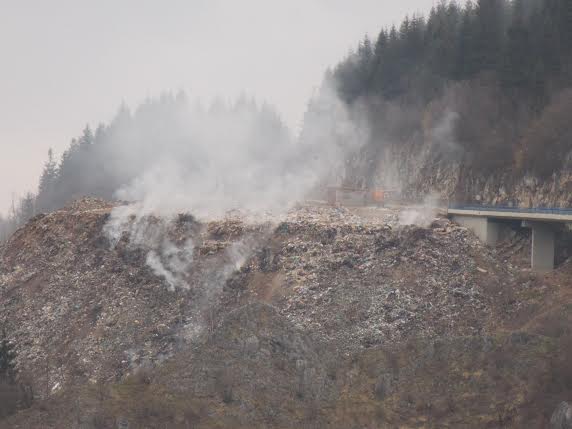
[375,141,572,208]
[1,198,572,428]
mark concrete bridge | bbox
[447,205,572,271]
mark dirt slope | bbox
[1,198,571,428]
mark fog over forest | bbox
[0,0,446,217]
[2,0,572,241]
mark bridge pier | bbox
[525,221,555,272]
[451,215,501,245]
[448,206,568,272]
[452,215,556,271]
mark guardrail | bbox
[448,204,572,216]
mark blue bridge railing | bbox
[448,204,572,216]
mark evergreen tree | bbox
[374,29,388,58]
[78,125,94,147]
[357,35,375,91]
[36,149,58,212]
[535,0,562,76]
[425,1,461,78]
[18,193,36,223]
[376,25,406,99]
[455,2,480,79]
[473,0,505,72]
[501,0,532,89]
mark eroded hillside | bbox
[1,198,571,428]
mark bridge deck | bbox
[448,206,572,223]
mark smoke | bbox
[103,204,195,290]
[105,84,367,218]
[429,110,462,159]
[387,109,459,224]
[398,192,442,227]
[103,81,369,292]
[366,105,462,202]
[146,239,195,291]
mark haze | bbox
[0,0,449,214]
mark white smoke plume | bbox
[429,110,461,157]
[398,192,443,227]
[103,80,369,291]
[368,106,462,207]
[103,203,195,290]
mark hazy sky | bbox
[0,0,449,214]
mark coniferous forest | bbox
[2,0,572,239]
[331,0,572,178]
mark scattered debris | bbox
[1,197,570,427]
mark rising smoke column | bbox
[103,81,369,292]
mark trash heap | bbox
[1,197,564,428]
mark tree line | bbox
[332,0,572,182]
[336,0,572,104]
[2,0,572,239]
[0,94,291,239]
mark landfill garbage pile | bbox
[1,198,572,428]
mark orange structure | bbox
[371,189,385,206]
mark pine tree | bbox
[357,35,375,91]
[374,29,388,58]
[426,1,462,78]
[78,125,94,148]
[18,193,36,223]
[474,0,505,72]
[501,0,532,89]
[455,2,480,79]
[377,25,405,99]
[535,0,562,76]
[36,148,58,212]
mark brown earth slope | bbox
[1,198,571,428]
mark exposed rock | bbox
[551,402,572,429]
[375,141,572,207]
